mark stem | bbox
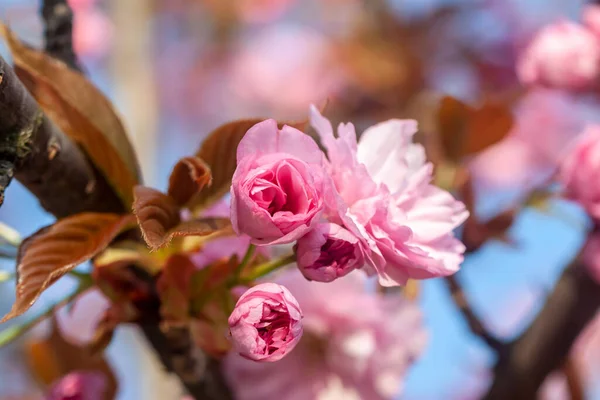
[235,244,256,278]
[241,254,295,283]
[0,283,89,347]
[0,221,21,247]
[0,271,14,282]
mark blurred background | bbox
[1,0,599,398]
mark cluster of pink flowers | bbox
[227,105,467,361]
[517,5,600,91]
[224,271,426,400]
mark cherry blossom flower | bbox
[224,271,426,399]
[310,106,468,286]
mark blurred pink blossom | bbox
[230,120,326,245]
[228,283,303,362]
[471,89,585,191]
[67,0,96,9]
[310,106,468,286]
[583,5,600,38]
[224,270,426,399]
[56,289,111,346]
[560,125,600,220]
[517,21,600,91]
[228,26,345,115]
[46,372,106,400]
[73,9,113,58]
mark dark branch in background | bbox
[483,260,600,400]
[444,275,506,353]
[40,0,82,72]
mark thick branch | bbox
[140,324,232,400]
[0,56,123,217]
[41,0,83,72]
[483,262,600,400]
[444,275,506,353]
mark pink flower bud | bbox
[231,120,326,245]
[228,283,303,362]
[296,223,364,282]
[46,372,106,400]
[560,125,600,220]
[517,21,600,91]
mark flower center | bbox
[256,304,293,355]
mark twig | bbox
[444,275,506,353]
[40,0,82,72]
[240,254,295,284]
[0,283,88,347]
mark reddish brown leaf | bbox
[192,119,264,211]
[133,186,232,250]
[1,25,141,206]
[437,96,513,162]
[192,119,305,212]
[464,101,513,156]
[1,213,135,323]
[167,156,212,207]
[25,319,118,400]
[438,96,471,162]
[132,186,180,249]
[157,254,197,322]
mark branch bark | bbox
[483,261,600,400]
[40,0,82,72]
[0,56,123,217]
[444,275,506,353]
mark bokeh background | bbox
[1,0,599,398]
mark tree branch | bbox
[40,0,82,72]
[0,56,123,217]
[444,275,506,353]
[483,261,600,400]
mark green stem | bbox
[0,283,90,347]
[235,244,256,278]
[241,254,296,284]
[0,222,21,248]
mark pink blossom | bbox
[56,289,111,346]
[224,271,426,399]
[584,5,600,38]
[310,106,468,286]
[296,222,364,282]
[517,21,600,91]
[228,26,345,115]
[46,372,106,400]
[228,283,303,362]
[73,9,113,58]
[230,120,326,245]
[560,125,600,220]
